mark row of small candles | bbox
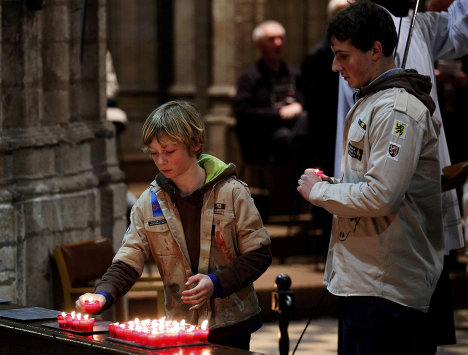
[56,296,100,332]
[108,318,209,347]
[57,312,95,332]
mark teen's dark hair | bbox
[326,1,397,57]
[372,0,412,17]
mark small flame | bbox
[201,320,208,330]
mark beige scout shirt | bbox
[309,87,444,312]
[113,176,271,329]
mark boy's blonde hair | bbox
[142,101,205,157]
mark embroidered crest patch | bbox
[214,203,226,215]
[392,120,408,139]
[348,142,363,161]
[387,142,401,161]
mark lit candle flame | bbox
[201,320,208,330]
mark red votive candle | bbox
[65,312,74,329]
[313,169,324,178]
[83,296,101,315]
[71,313,83,331]
[57,312,69,329]
[108,322,118,338]
[165,331,178,347]
[197,320,209,343]
[80,315,95,332]
[179,325,195,345]
[114,324,125,339]
[123,326,136,341]
[135,329,150,346]
[148,330,165,347]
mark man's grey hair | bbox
[252,20,286,43]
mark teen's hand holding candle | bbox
[297,168,333,201]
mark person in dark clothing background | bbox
[233,20,312,220]
[233,20,310,169]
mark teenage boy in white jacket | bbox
[298,3,443,354]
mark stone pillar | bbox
[303,0,328,52]
[0,0,126,307]
[106,0,160,155]
[81,0,127,249]
[168,0,195,99]
[205,0,237,162]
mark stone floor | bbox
[250,309,468,354]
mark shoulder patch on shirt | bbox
[214,203,226,215]
[392,120,408,139]
[387,142,401,161]
[348,142,363,161]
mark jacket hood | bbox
[358,69,435,115]
[154,154,237,195]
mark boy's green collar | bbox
[197,154,228,183]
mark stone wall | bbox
[0,0,127,307]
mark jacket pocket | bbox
[145,217,177,256]
[144,217,169,232]
[346,121,366,171]
[211,213,237,261]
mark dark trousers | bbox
[207,333,251,351]
[339,296,435,355]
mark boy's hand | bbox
[181,274,214,311]
[75,292,105,314]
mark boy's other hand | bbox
[75,292,105,314]
[181,274,214,311]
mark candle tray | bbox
[108,336,209,349]
[42,320,112,334]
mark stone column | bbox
[106,0,160,155]
[168,0,195,99]
[81,0,127,249]
[1,0,45,305]
[205,0,237,162]
[0,0,126,307]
